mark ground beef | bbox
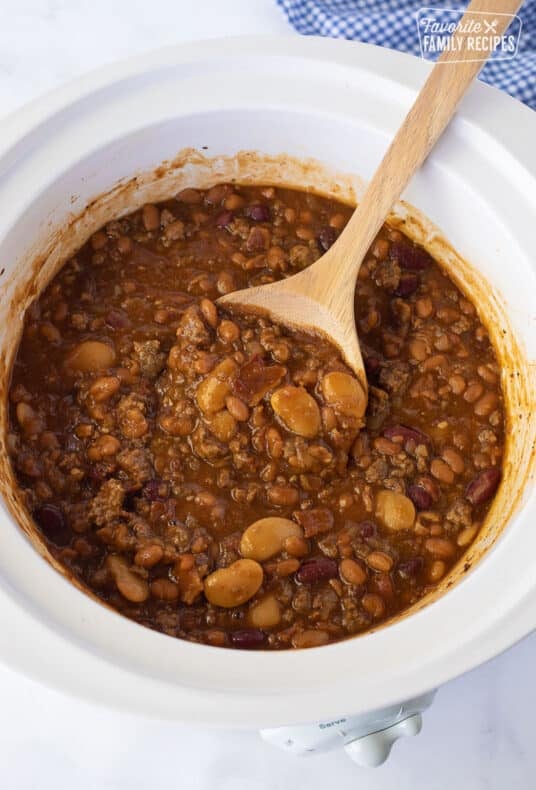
[379,361,411,396]
[217,532,241,568]
[117,448,154,484]
[372,259,401,290]
[176,305,211,347]
[292,587,311,613]
[365,457,390,485]
[294,508,334,538]
[312,587,339,618]
[446,498,473,528]
[88,479,125,527]
[132,340,166,379]
[289,244,314,269]
[366,386,391,431]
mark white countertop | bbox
[0,1,535,787]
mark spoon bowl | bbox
[220,246,367,393]
[219,0,521,401]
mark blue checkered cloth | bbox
[277,0,536,109]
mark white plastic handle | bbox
[343,713,423,767]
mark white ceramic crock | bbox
[0,37,535,739]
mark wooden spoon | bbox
[219,0,521,398]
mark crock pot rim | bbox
[0,35,534,727]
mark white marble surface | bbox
[0,1,535,787]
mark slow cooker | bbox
[0,36,534,766]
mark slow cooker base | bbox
[261,690,436,766]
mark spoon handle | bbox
[324,0,522,288]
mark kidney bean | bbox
[246,204,270,222]
[215,211,234,228]
[407,485,432,511]
[317,226,337,251]
[465,468,501,505]
[143,478,168,501]
[397,557,424,579]
[296,557,338,584]
[371,572,394,599]
[34,505,71,546]
[415,475,440,503]
[383,424,432,451]
[229,629,266,649]
[358,521,377,539]
[364,355,381,378]
[389,241,433,270]
[105,310,130,329]
[394,273,419,297]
